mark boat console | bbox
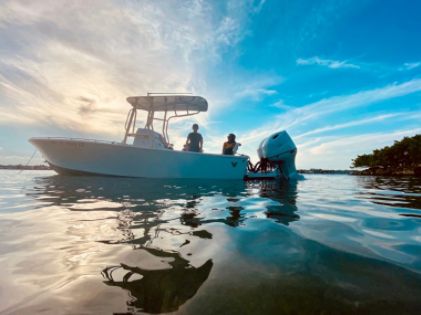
[132,128,168,149]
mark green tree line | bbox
[352,134,421,169]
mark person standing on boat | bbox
[185,123,203,152]
[222,133,239,155]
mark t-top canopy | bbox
[127,95,208,112]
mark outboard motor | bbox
[256,131,300,180]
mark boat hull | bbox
[29,138,248,179]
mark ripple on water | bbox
[0,172,421,314]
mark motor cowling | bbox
[257,131,300,180]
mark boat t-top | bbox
[30,94,300,180]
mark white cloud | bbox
[296,56,360,69]
[0,0,264,138]
[2,0,417,170]
[271,99,294,111]
[241,78,421,144]
[233,76,281,100]
[233,79,421,165]
[0,149,45,165]
[294,113,401,139]
[297,128,421,169]
[250,0,267,13]
[0,0,283,161]
[401,62,421,71]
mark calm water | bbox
[0,171,420,315]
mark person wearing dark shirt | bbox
[222,133,237,155]
[185,123,203,152]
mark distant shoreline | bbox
[1,165,419,177]
[354,166,421,177]
[0,165,51,170]
[0,165,355,173]
[298,169,356,175]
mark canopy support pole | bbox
[123,108,136,144]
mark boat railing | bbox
[31,137,123,145]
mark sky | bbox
[0,0,420,169]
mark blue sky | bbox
[0,0,420,168]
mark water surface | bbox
[0,171,420,314]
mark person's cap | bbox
[228,133,236,138]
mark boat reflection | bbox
[28,175,300,313]
[102,247,213,314]
[30,175,300,233]
[260,180,299,225]
[179,180,299,227]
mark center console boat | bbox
[30,94,300,180]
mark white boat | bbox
[30,94,300,180]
